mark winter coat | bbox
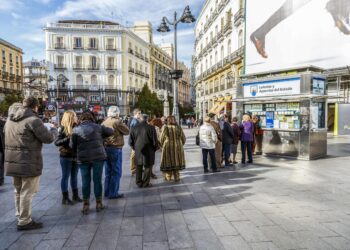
[160,125,186,171]
[240,121,254,142]
[5,103,56,177]
[222,121,234,145]
[199,122,218,149]
[129,121,158,166]
[55,126,75,158]
[102,117,130,148]
[231,122,240,145]
[210,120,222,141]
[70,120,113,164]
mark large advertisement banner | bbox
[246,0,350,75]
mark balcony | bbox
[224,21,232,34]
[106,65,117,70]
[145,74,149,79]
[217,30,224,41]
[214,86,219,93]
[106,44,116,50]
[54,64,66,69]
[128,67,135,73]
[88,46,98,50]
[218,1,225,12]
[10,60,13,66]
[9,73,15,81]
[16,75,22,82]
[88,65,100,70]
[54,43,65,49]
[234,8,245,27]
[128,48,134,54]
[2,57,6,63]
[73,64,84,70]
[135,52,141,58]
[73,44,83,49]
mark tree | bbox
[0,93,23,116]
[136,85,163,117]
[179,102,195,119]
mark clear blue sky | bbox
[0,0,203,67]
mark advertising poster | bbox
[246,0,350,74]
[266,111,275,128]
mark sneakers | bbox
[17,220,43,231]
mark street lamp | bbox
[157,5,196,122]
[48,75,69,124]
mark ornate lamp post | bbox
[48,75,69,124]
[157,5,196,122]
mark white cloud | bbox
[19,32,45,43]
[35,0,53,4]
[0,0,23,11]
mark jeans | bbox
[59,157,79,193]
[104,147,123,198]
[79,161,104,200]
[241,141,253,163]
[13,176,40,226]
[202,148,217,171]
[223,144,232,166]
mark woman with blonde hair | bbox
[239,114,254,164]
[160,116,186,182]
[55,110,82,205]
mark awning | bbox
[209,102,220,114]
[213,102,226,115]
[224,95,232,101]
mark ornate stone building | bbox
[23,59,48,100]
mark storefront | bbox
[237,67,328,160]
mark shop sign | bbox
[243,78,300,98]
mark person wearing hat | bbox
[208,113,223,169]
[199,116,220,173]
[129,114,158,188]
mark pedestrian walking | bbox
[102,106,129,199]
[199,116,220,173]
[70,111,113,214]
[129,114,158,188]
[0,118,5,186]
[55,110,82,205]
[5,98,57,230]
[208,113,223,168]
[128,109,142,176]
[160,116,186,182]
[222,115,234,167]
[240,114,254,164]
[230,117,240,164]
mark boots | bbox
[96,199,106,212]
[174,170,180,182]
[72,189,83,202]
[81,200,90,215]
[62,192,74,205]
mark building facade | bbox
[44,20,150,115]
[0,38,23,101]
[193,0,245,119]
[23,59,48,100]
[177,61,191,106]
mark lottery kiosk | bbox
[237,66,328,160]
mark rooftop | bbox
[58,20,119,25]
[0,38,23,53]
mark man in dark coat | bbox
[129,114,158,188]
[222,115,234,167]
[0,118,5,186]
[5,97,57,231]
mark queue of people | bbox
[198,113,262,172]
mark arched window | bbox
[91,75,97,85]
[76,74,83,85]
[221,46,224,61]
[227,40,231,55]
[238,30,244,48]
[108,75,114,85]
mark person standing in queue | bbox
[5,98,57,230]
[128,109,142,176]
[222,115,234,167]
[129,114,158,188]
[240,114,254,164]
[55,110,82,205]
[70,111,114,214]
[102,106,129,199]
[208,113,223,168]
[230,117,241,164]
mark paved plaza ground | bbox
[0,128,350,250]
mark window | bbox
[221,46,224,60]
[107,57,114,68]
[16,56,18,63]
[90,56,97,68]
[74,37,82,48]
[210,56,213,67]
[215,25,218,36]
[108,75,114,85]
[107,95,116,103]
[107,38,114,49]
[90,95,100,102]
[238,30,244,48]
[2,50,5,60]
[91,75,97,85]
[89,38,97,49]
[16,69,19,75]
[57,56,64,66]
[9,53,13,63]
[56,37,64,48]
[215,51,218,63]
[75,56,82,67]
[76,74,83,85]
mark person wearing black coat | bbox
[70,111,113,214]
[222,115,234,167]
[0,119,5,186]
[129,114,158,188]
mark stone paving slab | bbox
[0,129,350,249]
